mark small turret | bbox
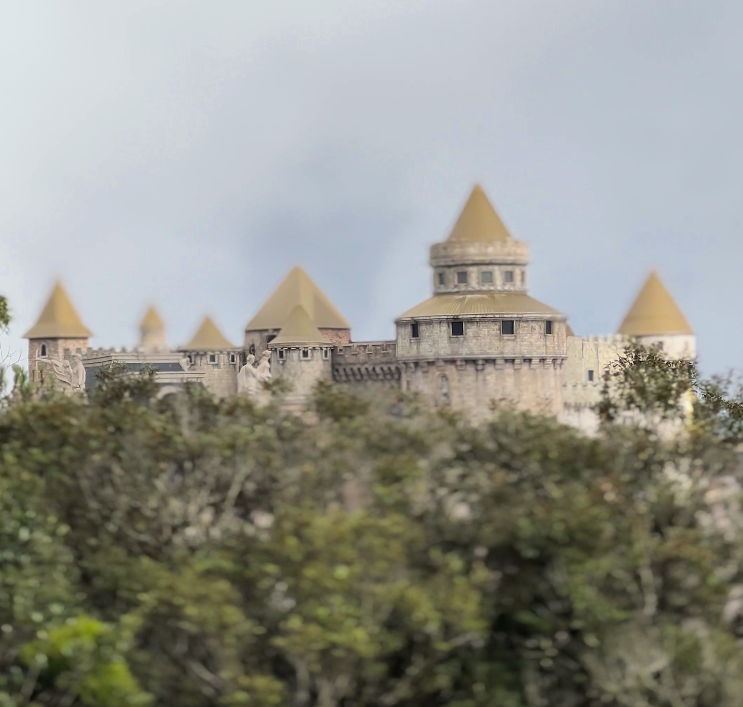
[24,281,92,381]
[617,271,695,359]
[268,304,333,408]
[139,306,168,353]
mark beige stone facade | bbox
[25,185,696,429]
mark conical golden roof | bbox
[271,305,330,346]
[140,306,164,332]
[246,266,350,331]
[181,316,238,350]
[617,271,693,337]
[446,185,513,243]
[24,281,92,339]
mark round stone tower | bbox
[395,185,568,420]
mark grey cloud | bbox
[1,0,741,372]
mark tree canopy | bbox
[1,345,743,706]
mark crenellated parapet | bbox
[332,341,400,385]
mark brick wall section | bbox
[189,351,239,398]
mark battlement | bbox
[580,334,629,346]
[333,341,397,365]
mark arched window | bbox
[40,344,47,357]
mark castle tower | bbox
[268,304,333,409]
[617,271,695,359]
[395,185,568,419]
[180,316,241,397]
[24,281,92,381]
[139,306,168,353]
[245,266,351,354]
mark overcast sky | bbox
[1,0,741,373]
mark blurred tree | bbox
[0,354,742,705]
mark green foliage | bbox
[1,362,743,705]
[0,295,9,333]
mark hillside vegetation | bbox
[2,331,743,706]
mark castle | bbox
[24,185,695,432]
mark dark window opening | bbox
[502,320,515,335]
[481,271,493,284]
[230,353,237,363]
[302,349,310,359]
[456,271,468,284]
[438,272,446,286]
[323,348,330,359]
[209,354,217,363]
[451,321,464,336]
[278,349,285,360]
[40,344,47,357]
[411,322,419,339]
[588,370,595,382]
[505,270,514,284]
[545,321,553,335]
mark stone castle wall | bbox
[272,346,332,405]
[403,358,564,421]
[395,318,568,361]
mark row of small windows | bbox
[411,320,554,338]
[438,270,522,286]
[277,349,330,360]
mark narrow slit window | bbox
[504,270,514,284]
[323,348,330,359]
[451,321,464,336]
[456,271,468,284]
[230,353,237,363]
[502,320,515,335]
[545,321,553,335]
[40,344,47,357]
[480,271,493,284]
[278,349,285,360]
[438,272,446,286]
[411,322,419,339]
[588,369,595,382]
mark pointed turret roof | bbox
[24,281,93,339]
[617,271,693,337]
[271,305,330,346]
[446,185,513,244]
[140,306,164,332]
[181,316,238,350]
[246,266,350,331]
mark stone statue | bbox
[40,357,72,389]
[179,356,191,372]
[237,354,257,396]
[70,354,86,390]
[254,351,272,405]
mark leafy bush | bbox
[0,351,742,705]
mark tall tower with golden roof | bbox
[617,271,695,359]
[395,185,568,419]
[24,281,92,381]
